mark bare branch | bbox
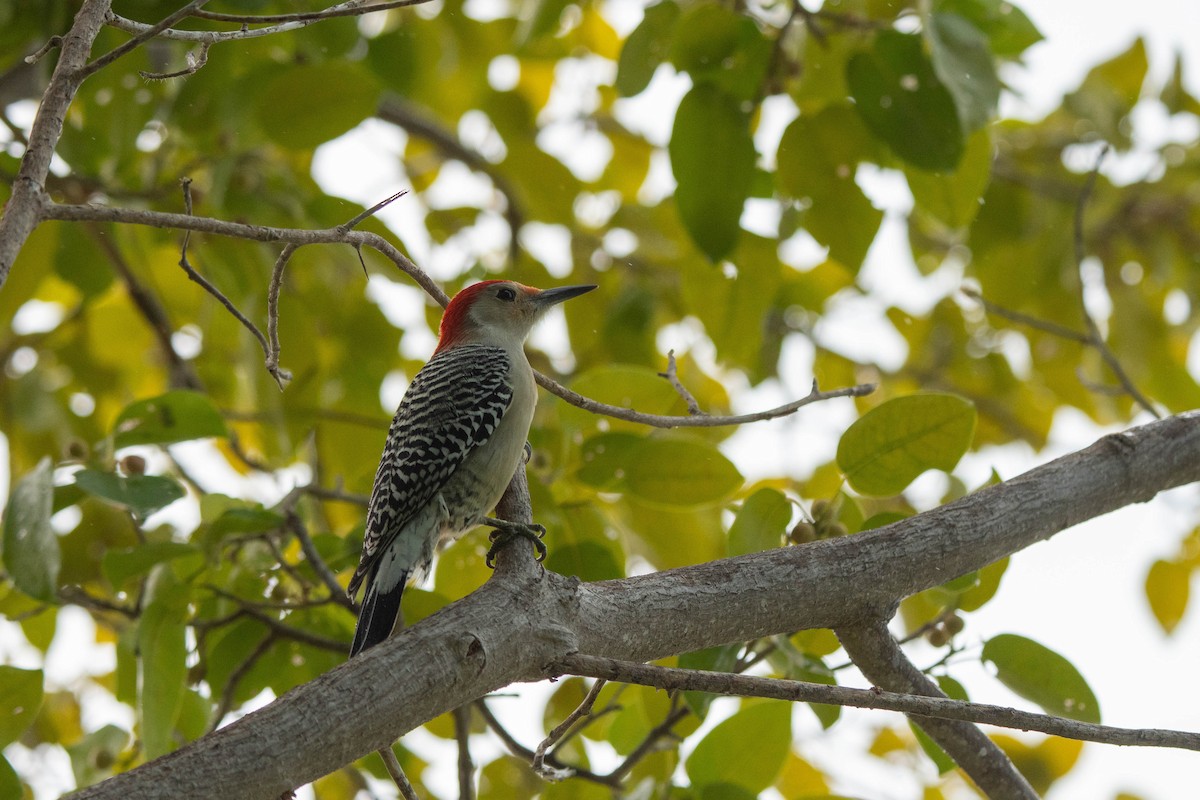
[83,0,210,78]
[208,632,277,734]
[283,511,356,612]
[836,622,1037,799]
[265,244,298,390]
[88,224,202,390]
[532,679,606,780]
[377,746,421,800]
[537,372,875,429]
[41,201,448,303]
[140,41,211,80]
[657,350,705,416]
[554,652,1200,752]
[339,188,408,234]
[0,0,112,287]
[175,180,273,362]
[23,36,64,65]
[961,286,1091,345]
[607,697,690,783]
[474,700,621,788]
[105,0,436,45]
[453,705,475,800]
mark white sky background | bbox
[2,0,1199,798]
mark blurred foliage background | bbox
[1,0,1198,797]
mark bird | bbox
[346,279,596,656]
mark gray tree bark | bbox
[67,411,1200,799]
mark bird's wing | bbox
[347,344,513,598]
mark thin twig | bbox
[285,512,356,611]
[42,200,449,303]
[553,653,1200,752]
[532,679,606,780]
[140,41,211,80]
[83,0,210,77]
[962,287,1091,344]
[204,587,349,652]
[657,351,705,416]
[474,700,622,788]
[23,36,63,64]
[175,180,273,360]
[105,0,434,44]
[1072,144,1161,418]
[302,483,371,507]
[453,705,475,800]
[377,745,421,800]
[537,373,874,429]
[339,189,408,233]
[265,243,297,390]
[88,224,202,390]
[208,632,277,733]
[608,698,690,782]
[58,586,136,618]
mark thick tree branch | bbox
[836,622,1038,799]
[0,0,112,286]
[66,412,1200,799]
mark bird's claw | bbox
[485,518,548,568]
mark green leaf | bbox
[577,433,742,508]
[1062,37,1147,146]
[927,12,1000,132]
[67,725,131,788]
[936,0,1043,58]
[561,365,688,432]
[1145,559,1190,634]
[982,634,1101,723]
[776,104,883,270]
[1161,50,1200,116]
[0,755,20,800]
[103,542,202,589]
[847,31,965,171]
[623,436,744,509]
[837,393,977,496]
[139,568,190,759]
[615,1,679,96]
[543,541,623,582]
[728,488,792,556]
[669,3,772,101]
[257,62,381,150]
[669,84,755,261]
[906,127,992,228]
[0,666,43,748]
[911,720,956,774]
[113,390,228,448]
[2,458,59,602]
[575,432,643,492]
[55,224,113,298]
[74,470,185,520]
[686,701,791,793]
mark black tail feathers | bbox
[349,568,407,657]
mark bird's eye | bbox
[497,287,517,302]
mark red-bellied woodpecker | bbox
[347,279,596,656]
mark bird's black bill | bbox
[533,284,597,307]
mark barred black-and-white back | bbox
[347,344,513,600]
